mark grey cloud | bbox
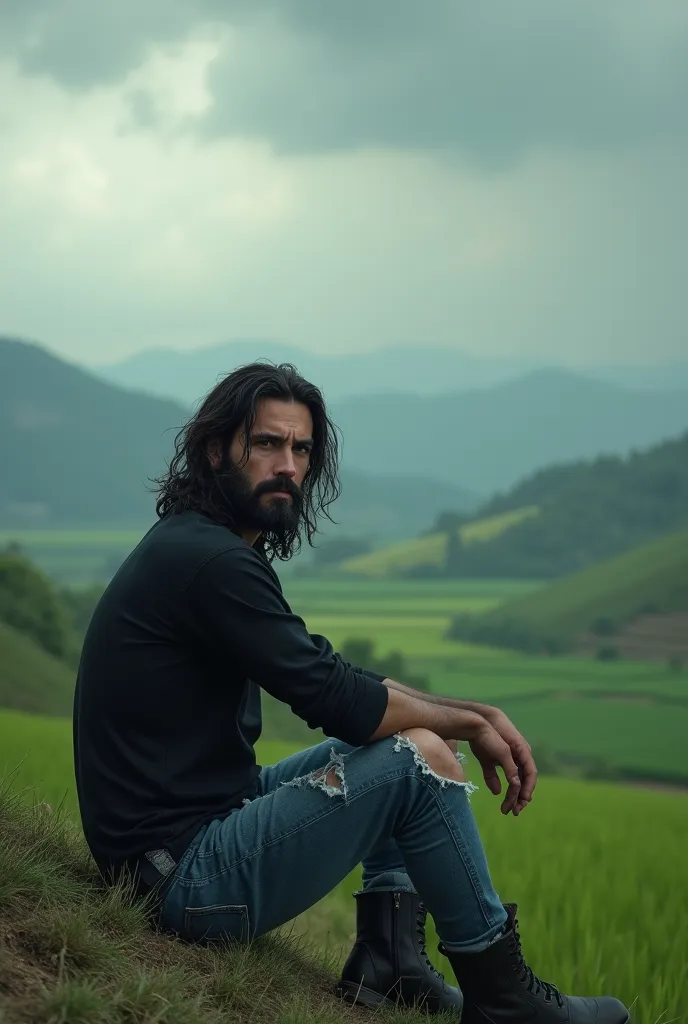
[2,0,687,163]
[204,1,688,163]
[0,0,208,87]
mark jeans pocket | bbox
[183,903,250,945]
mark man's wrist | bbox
[380,678,498,726]
[433,707,487,741]
[436,695,497,720]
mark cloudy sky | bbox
[1,1,686,367]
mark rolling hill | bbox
[0,622,76,717]
[446,527,688,659]
[444,431,688,578]
[0,337,477,540]
[350,431,688,580]
[338,506,540,578]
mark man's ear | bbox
[207,439,223,470]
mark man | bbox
[73,362,629,1022]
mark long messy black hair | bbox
[154,361,341,561]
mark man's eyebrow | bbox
[251,431,314,448]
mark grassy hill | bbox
[337,507,539,578]
[2,709,687,1021]
[336,432,688,581]
[0,622,75,717]
[447,527,688,657]
[0,775,378,1024]
[440,432,688,579]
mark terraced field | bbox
[282,576,688,785]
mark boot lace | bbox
[417,902,446,981]
[509,914,565,1008]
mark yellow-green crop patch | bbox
[283,577,539,661]
[304,615,509,659]
[336,506,540,578]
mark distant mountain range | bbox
[329,371,688,493]
[0,338,477,540]
[86,339,688,495]
[3,336,688,539]
[90,339,688,404]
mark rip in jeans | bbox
[281,747,349,799]
[392,734,479,796]
[280,736,478,802]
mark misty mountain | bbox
[0,338,477,539]
[92,340,544,404]
[329,371,688,493]
[91,339,688,405]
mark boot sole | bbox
[460,1005,631,1024]
[335,980,450,1014]
[335,980,398,1009]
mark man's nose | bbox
[274,450,297,477]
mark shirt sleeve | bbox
[185,545,389,746]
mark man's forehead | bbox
[253,398,313,434]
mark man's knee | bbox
[396,727,466,783]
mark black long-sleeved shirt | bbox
[72,510,389,876]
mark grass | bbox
[0,710,300,819]
[336,508,540,578]
[2,567,687,1018]
[1,778,420,1024]
[447,527,688,653]
[1,715,687,1022]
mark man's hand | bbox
[377,678,537,812]
[477,708,538,814]
[467,719,526,816]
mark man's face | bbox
[215,398,313,540]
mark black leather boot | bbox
[335,889,463,1014]
[443,903,630,1023]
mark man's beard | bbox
[215,464,303,538]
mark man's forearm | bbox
[382,677,497,720]
[368,683,487,742]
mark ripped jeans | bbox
[157,734,508,952]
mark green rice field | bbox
[284,576,540,659]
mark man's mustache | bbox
[254,478,301,500]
